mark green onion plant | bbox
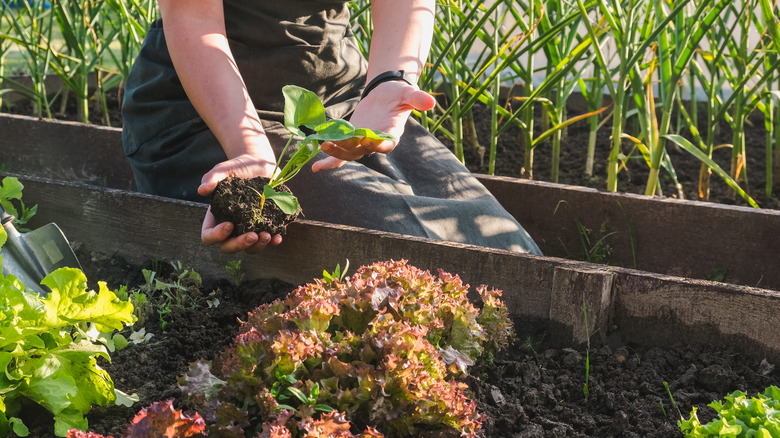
[0,0,56,118]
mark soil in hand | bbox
[210,176,300,236]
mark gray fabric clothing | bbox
[121,0,541,254]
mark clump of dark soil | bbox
[210,176,300,236]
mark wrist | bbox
[361,70,416,100]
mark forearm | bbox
[367,0,435,83]
[158,0,270,160]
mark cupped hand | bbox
[198,152,284,253]
[312,81,436,172]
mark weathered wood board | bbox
[2,112,778,291]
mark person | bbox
[122,0,542,256]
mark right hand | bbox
[198,152,283,254]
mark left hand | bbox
[311,81,435,172]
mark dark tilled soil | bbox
[12,252,779,438]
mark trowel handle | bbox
[0,204,21,240]
[0,203,16,227]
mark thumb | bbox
[407,89,436,112]
[198,169,224,196]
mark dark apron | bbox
[122,0,541,254]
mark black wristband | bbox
[360,70,415,100]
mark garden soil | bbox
[6,93,780,437]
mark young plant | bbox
[0,0,56,118]
[270,85,396,213]
[321,259,349,285]
[66,399,205,438]
[126,261,212,331]
[225,258,244,286]
[0,176,37,230]
[211,85,396,236]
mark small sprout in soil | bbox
[322,259,349,285]
[210,85,397,236]
[126,261,210,331]
[225,259,244,286]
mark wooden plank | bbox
[548,266,615,347]
[3,114,780,292]
[612,270,780,364]
[480,175,780,291]
[0,114,133,190]
[9,172,780,363]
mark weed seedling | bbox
[582,298,591,403]
[225,259,244,286]
[321,259,349,285]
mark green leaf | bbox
[285,386,309,405]
[0,177,23,203]
[9,417,28,437]
[112,333,129,351]
[309,119,356,142]
[283,85,326,137]
[114,389,139,408]
[0,177,24,220]
[40,268,136,333]
[663,134,758,208]
[314,404,334,413]
[354,127,398,142]
[263,185,299,215]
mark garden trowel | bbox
[0,203,82,296]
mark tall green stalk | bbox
[577,0,634,192]
[519,0,536,179]
[537,0,586,183]
[488,3,500,176]
[643,0,729,197]
[758,0,780,196]
[48,0,120,124]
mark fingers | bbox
[198,154,278,197]
[201,207,282,254]
[322,137,389,160]
[313,136,391,172]
[311,155,346,172]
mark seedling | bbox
[127,261,212,331]
[212,86,396,236]
[225,259,244,286]
[321,259,349,285]
[271,85,396,212]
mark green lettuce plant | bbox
[0,177,137,437]
[679,386,780,437]
[170,259,512,437]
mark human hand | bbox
[198,152,283,253]
[311,81,435,172]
